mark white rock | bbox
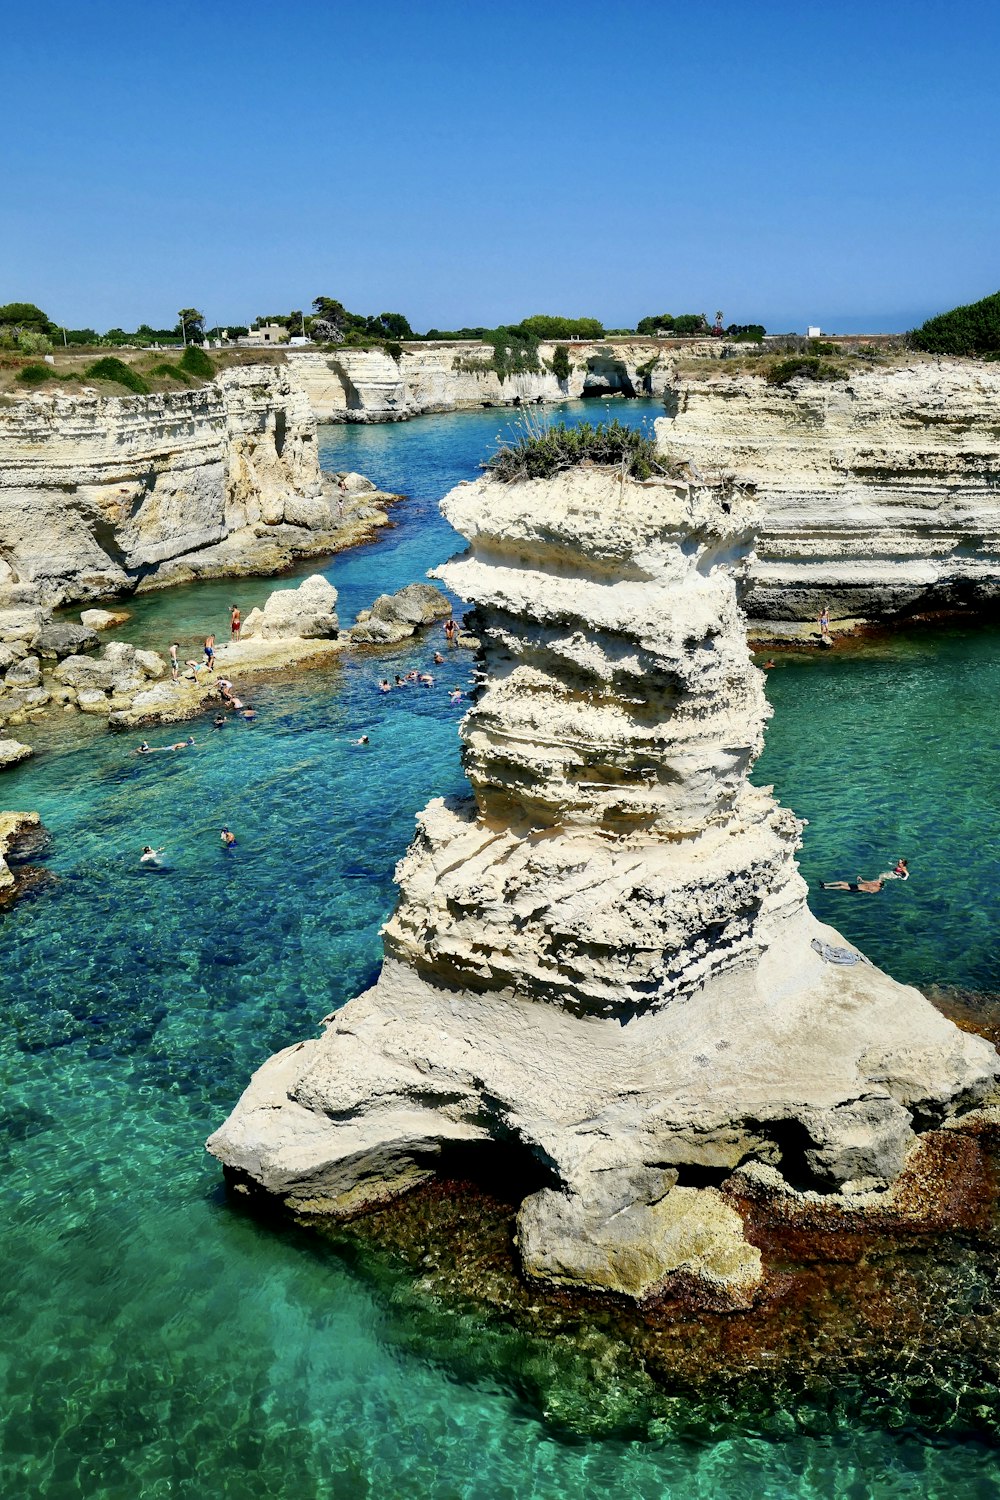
[209,465,998,1305]
[80,607,130,630]
[240,574,339,640]
[0,739,33,770]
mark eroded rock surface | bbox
[240,575,339,641]
[659,361,1000,621]
[208,467,998,1304]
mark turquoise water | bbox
[2,401,999,1498]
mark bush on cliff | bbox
[179,344,215,379]
[487,418,664,482]
[149,363,191,383]
[909,291,1000,356]
[17,363,55,384]
[549,344,572,382]
[83,358,150,394]
[765,356,846,387]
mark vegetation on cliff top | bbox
[765,355,848,387]
[487,417,665,482]
[909,291,1000,356]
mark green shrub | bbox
[383,341,403,362]
[84,357,151,393]
[17,363,55,384]
[550,344,572,382]
[149,362,191,383]
[765,356,846,387]
[909,290,1000,356]
[487,418,665,482]
[178,344,214,378]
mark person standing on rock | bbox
[818,605,831,640]
[169,642,180,682]
[230,606,241,642]
[204,634,216,672]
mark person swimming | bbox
[220,827,236,849]
[819,876,885,894]
[140,845,166,868]
[169,736,195,750]
[351,735,370,745]
[449,689,463,704]
[240,706,256,719]
[378,679,392,693]
[214,716,227,728]
[433,651,444,665]
[135,741,152,754]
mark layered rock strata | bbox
[0,369,397,604]
[208,468,998,1304]
[288,340,680,422]
[658,361,1000,620]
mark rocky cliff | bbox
[0,368,393,605]
[208,465,997,1305]
[658,361,1000,620]
[288,340,677,422]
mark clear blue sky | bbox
[4,0,998,334]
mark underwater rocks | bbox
[209,465,998,1305]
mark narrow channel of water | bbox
[1,400,998,1497]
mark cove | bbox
[1,400,998,1498]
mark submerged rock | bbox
[0,739,33,771]
[209,466,998,1305]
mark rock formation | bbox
[659,361,1000,621]
[0,810,44,903]
[349,582,451,645]
[0,368,398,605]
[240,575,339,641]
[209,466,999,1303]
[287,340,684,422]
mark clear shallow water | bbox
[2,401,999,1498]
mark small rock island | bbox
[208,458,999,1305]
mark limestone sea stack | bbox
[208,467,998,1305]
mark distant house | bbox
[242,323,289,346]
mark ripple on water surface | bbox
[2,403,999,1498]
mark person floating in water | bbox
[378,679,392,693]
[820,875,885,893]
[169,736,195,750]
[878,858,909,881]
[230,605,241,641]
[220,827,236,849]
[240,706,256,720]
[135,740,152,754]
[433,651,444,665]
[449,688,463,704]
[140,845,166,868]
[351,735,370,745]
[214,716,227,729]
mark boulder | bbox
[349,583,451,645]
[337,472,377,495]
[0,646,24,673]
[54,655,115,692]
[32,622,100,659]
[5,656,41,687]
[282,495,334,530]
[240,575,339,641]
[134,649,167,680]
[0,687,50,719]
[0,606,47,643]
[80,608,131,631]
[77,688,110,715]
[0,740,33,771]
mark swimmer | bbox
[433,652,444,665]
[214,716,227,729]
[378,679,392,693]
[405,670,419,682]
[220,827,236,849]
[169,736,195,750]
[878,858,910,882]
[351,735,370,745]
[443,617,457,643]
[240,706,256,720]
[394,675,407,687]
[449,689,463,704]
[763,660,777,670]
[135,740,152,755]
[819,876,885,894]
[140,845,166,867]
[419,673,434,686]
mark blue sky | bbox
[3,0,998,334]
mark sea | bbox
[1,399,998,1498]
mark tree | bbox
[365,311,413,339]
[177,308,205,345]
[909,290,1000,355]
[0,302,56,334]
[550,344,572,382]
[515,314,604,340]
[636,314,675,335]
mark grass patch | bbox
[179,344,215,379]
[487,416,666,482]
[84,357,150,394]
[149,362,191,383]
